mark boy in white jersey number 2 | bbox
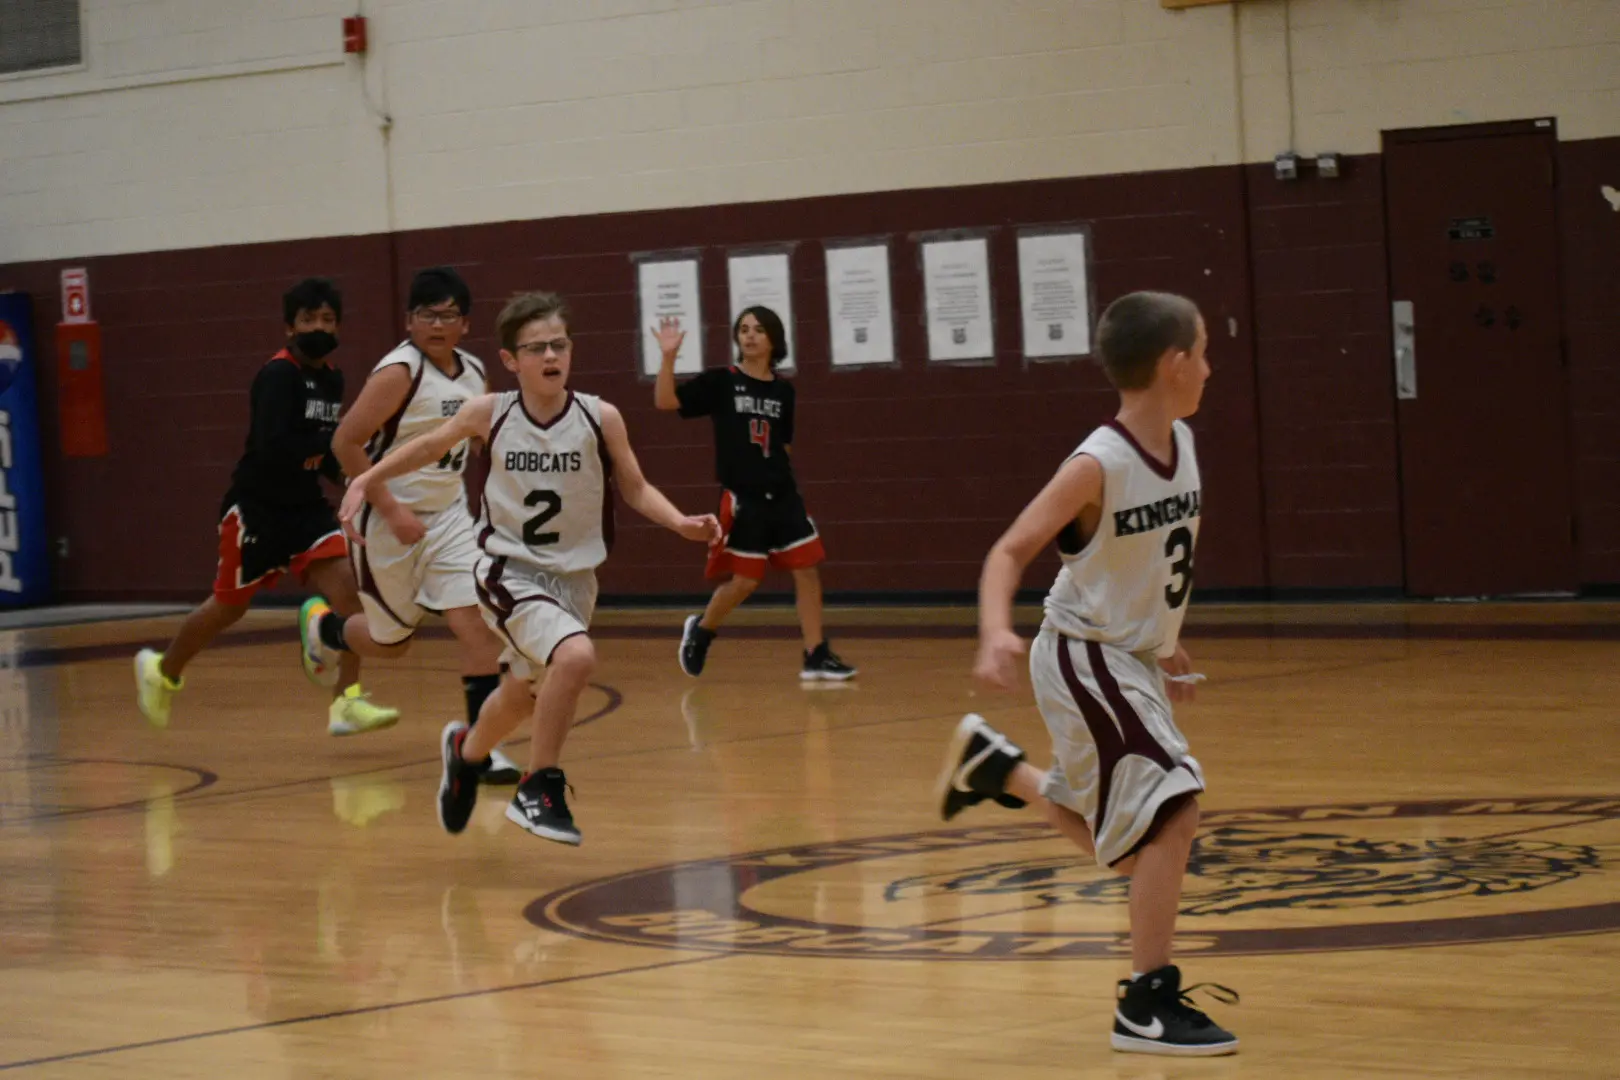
[341,292,720,845]
[936,292,1238,1057]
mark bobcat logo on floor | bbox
[528,796,1620,961]
[884,826,1606,916]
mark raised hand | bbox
[652,315,686,359]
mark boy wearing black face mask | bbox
[133,278,400,737]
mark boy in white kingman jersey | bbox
[340,291,719,845]
[933,292,1238,1057]
[299,268,521,781]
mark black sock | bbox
[317,611,349,652]
[462,672,500,728]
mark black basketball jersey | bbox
[227,350,344,510]
[676,366,797,497]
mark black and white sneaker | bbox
[679,615,715,678]
[436,721,483,835]
[1112,965,1239,1056]
[800,641,857,681]
[935,713,1029,820]
[478,746,522,786]
[505,767,581,845]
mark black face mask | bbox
[292,330,339,361]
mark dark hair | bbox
[732,305,788,364]
[408,266,471,315]
[496,291,571,352]
[282,277,342,325]
[1094,291,1200,390]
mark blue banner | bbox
[0,294,50,606]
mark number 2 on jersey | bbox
[749,418,771,457]
[523,490,562,545]
[1164,526,1193,609]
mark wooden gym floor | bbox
[1,602,1617,1077]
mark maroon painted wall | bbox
[1559,138,1620,584]
[394,164,1265,598]
[1246,153,1405,588]
[2,140,1616,602]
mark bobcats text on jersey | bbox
[504,450,584,473]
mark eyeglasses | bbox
[514,338,571,358]
[411,308,464,326]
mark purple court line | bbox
[1476,814,1618,842]
[0,686,621,828]
[0,953,727,1071]
[8,618,1620,672]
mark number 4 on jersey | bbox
[749,418,771,457]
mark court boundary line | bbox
[0,953,728,1072]
[0,684,622,829]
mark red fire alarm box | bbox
[343,16,368,54]
[55,321,108,457]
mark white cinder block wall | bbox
[2,0,1618,264]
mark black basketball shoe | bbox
[679,615,715,678]
[476,746,523,786]
[935,713,1029,820]
[800,641,857,681]
[1112,965,1239,1056]
[506,767,581,845]
[436,721,483,835]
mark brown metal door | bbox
[1384,123,1575,597]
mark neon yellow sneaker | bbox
[327,684,400,737]
[299,596,341,688]
[133,648,182,728]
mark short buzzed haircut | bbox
[1094,291,1200,391]
[495,292,570,352]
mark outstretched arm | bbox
[652,317,685,411]
[975,453,1104,691]
[599,402,719,544]
[339,395,496,541]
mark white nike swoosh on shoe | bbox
[1115,1012,1165,1039]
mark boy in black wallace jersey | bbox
[654,306,856,681]
[132,278,398,736]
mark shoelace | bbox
[1168,982,1240,1025]
[525,777,576,814]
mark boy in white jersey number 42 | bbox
[341,292,719,845]
[302,267,521,783]
[936,292,1238,1057]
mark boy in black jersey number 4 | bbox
[654,306,856,682]
[936,292,1238,1056]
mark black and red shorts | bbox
[213,496,347,604]
[705,489,825,582]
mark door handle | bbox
[1392,300,1416,400]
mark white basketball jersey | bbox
[367,342,487,514]
[478,390,613,574]
[1042,420,1202,657]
